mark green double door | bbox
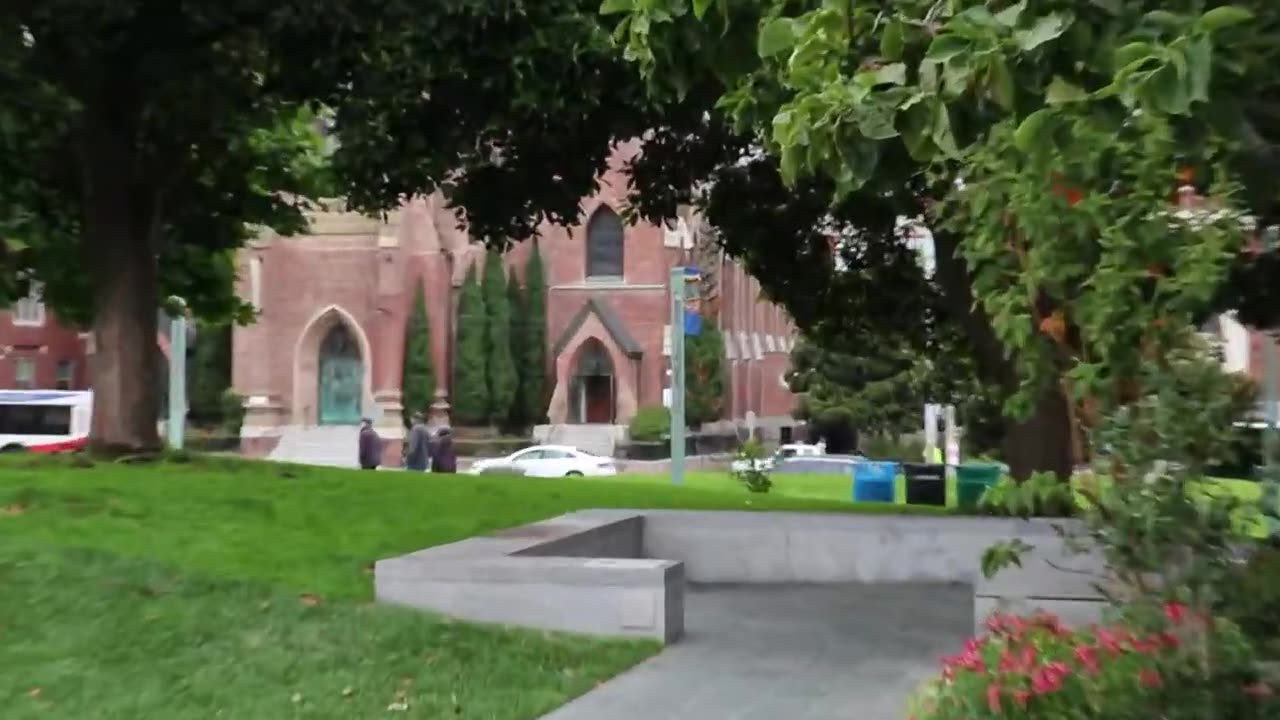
[318,325,363,425]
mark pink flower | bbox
[1095,627,1128,656]
[986,683,1003,713]
[1158,631,1180,649]
[1073,644,1100,675]
[1163,602,1188,625]
[1031,662,1070,695]
[1013,690,1031,708]
[1139,669,1163,688]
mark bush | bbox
[910,609,1273,720]
[629,405,670,442]
[979,471,1075,518]
[1220,542,1280,660]
[218,390,246,436]
[860,434,925,462]
[452,438,532,458]
[731,439,772,494]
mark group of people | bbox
[357,413,457,473]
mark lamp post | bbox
[669,266,686,485]
[1263,227,1279,536]
[165,297,189,451]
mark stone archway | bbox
[292,305,373,426]
[570,338,615,424]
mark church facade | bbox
[232,145,799,456]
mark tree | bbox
[452,266,488,426]
[521,244,549,424]
[507,266,528,428]
[482,251,516,424]
[0,0,675,453]
[401,283,435,424]
[685,320,726,427]
[608,0,1280,478]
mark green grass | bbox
[0,453,927,719]
[621,470,959,506]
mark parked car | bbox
[731,442,825,473]
[466,445,619,478]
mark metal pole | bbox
[168,307,187,451]
[669,266,686,486]
[1263,228,1279,536]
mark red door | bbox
[584,375,613,423]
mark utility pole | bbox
[669,266,686,485]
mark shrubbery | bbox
[628,405,670,442]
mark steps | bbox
[268,425,361,468]
[548,424,618,458]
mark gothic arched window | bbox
[586,206,624,279]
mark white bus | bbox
[0,390,92,453]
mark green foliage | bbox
[452,267,488,426]
[218,391,246,437]
[628,405,671,442]
[482,251,517,424]
[859,435,926,463]
[506,267,528,427]
[521,245,549,424]
[731,439,772,494]
[684,319,726,426]
[788,336,932,438]
[401,284,436,423]
[979,472,1074,518]
[188,323,232,426]
[1219,542,1280,659]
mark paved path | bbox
[543,583,971,720]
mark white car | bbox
[731,442,824,473]
[467,445,619,478]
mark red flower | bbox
[1158,631,1181,649]
[1095,627,1127,656]
[1031,662,1070,695]
[986,683,1003,713]
[1163,603,1189,625]
[1013,690,1030,708]
[1139,669,1163,689]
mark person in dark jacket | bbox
[430,427,457,474]
[358,418,383,471]
[403,413,431,471]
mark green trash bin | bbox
[956,463,1004,512]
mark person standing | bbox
[430,426,457,474]
[403,412,431,472]
[358,417,383,471]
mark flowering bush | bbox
[909,608,1276,720]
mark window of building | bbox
[55,360,75,390]
[586,207,625,279]
[14,357,36,389]
[12,284,45,327]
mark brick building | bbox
[233,144,799,459]
[0,287,89,391]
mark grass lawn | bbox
[0,453,921,719]
[621,470,957,506]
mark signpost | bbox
[667,266,703,485]
[166,299,189,450]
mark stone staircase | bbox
[268,425,360,468]
[546,424,619,458]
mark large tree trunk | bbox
[81,99,163,455]
[932,230,1074,480]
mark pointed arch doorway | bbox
[570,338,615,424]
[318,323,363,425]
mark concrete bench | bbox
[376,509,1108,644]
[375,510,684,643]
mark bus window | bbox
[0,404,73,436]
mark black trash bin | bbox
[903,462,947,506]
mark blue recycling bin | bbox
[853,461,898,503]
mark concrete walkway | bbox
[542,583,972,720]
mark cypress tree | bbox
[401,283,435,424]
[507,266,527,427]
[685,319,727,427]
[482,250,517,424]
[522,244,548,423]
[451,265,488,425]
